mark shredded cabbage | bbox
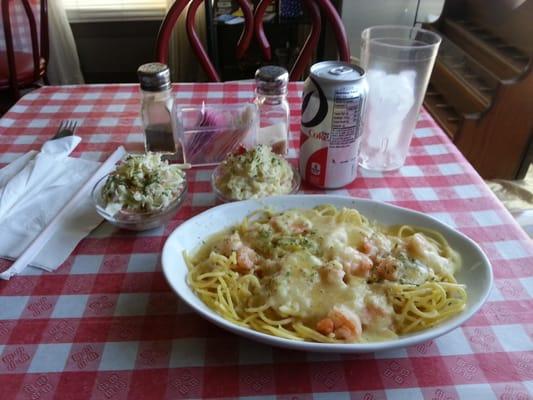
[102,153,186,213]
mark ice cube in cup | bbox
[359,25,441,171]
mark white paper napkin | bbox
[0,136,102,271]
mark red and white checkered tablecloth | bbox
[0,82,532,400]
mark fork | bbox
[53,120,78,139]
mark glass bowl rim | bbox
[91,173,188,221]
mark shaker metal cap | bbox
[137,62,171,92]
[255,65,289,95]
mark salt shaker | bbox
[137,63,180,158]
[254,65,290,155]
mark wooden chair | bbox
[254,0,350,80]
[0,0,49,101]
[156,0,254,82]
[156,0,350,82]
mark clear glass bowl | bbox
[175,103,259,167]
[92,174,187,231]
[211,163,301,203]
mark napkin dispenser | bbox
[174,103,258,166]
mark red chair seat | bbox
[0,51,46,86]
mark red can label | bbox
[300,74,365,188]
[300,133,329,187]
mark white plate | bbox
[161,195,493,353]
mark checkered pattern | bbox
[0,0,41,53]
[1,83,532,399]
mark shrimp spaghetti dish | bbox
[186,205,467,343]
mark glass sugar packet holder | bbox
[174,102,259,167]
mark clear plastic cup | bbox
[358,25,441,171]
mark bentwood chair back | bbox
[156,0,350,82]
[254,0,350,80]
[0,0,49,101]
[156,0,254,82]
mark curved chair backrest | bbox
[156,0,254,82]
[254,0,350,80]
[1,0,49,99]
[156,0,350,82]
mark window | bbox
[63,0,167,22]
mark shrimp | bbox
[352,255,374,276]
[217,232,258,273]
[360,234,394,258]
[361,296,394,330]
[318,261,345,286]
[316,305,362,341]
[406,233,454,276]
[359,238,375,255]
[217,232,243,256]
[337,247,373,278]
[268,216,282,232]
[269,214,311,234]
[235,246,258,273]
[406,233,429,258]
[291,221,310,234]
[316,318,334,336]
[373,256,399,281]
[258,258,278,274]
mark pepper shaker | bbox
[137,63,181,159]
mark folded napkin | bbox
[0,136,102,272]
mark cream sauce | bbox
[192,206,460,342]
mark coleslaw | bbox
[214,145,294,200]
[102,153,186,214]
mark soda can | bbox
[299,61,368,188]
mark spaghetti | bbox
[186,205,467,343]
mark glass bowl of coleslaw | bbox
[92,153,188,231]
[211,144,300,202]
